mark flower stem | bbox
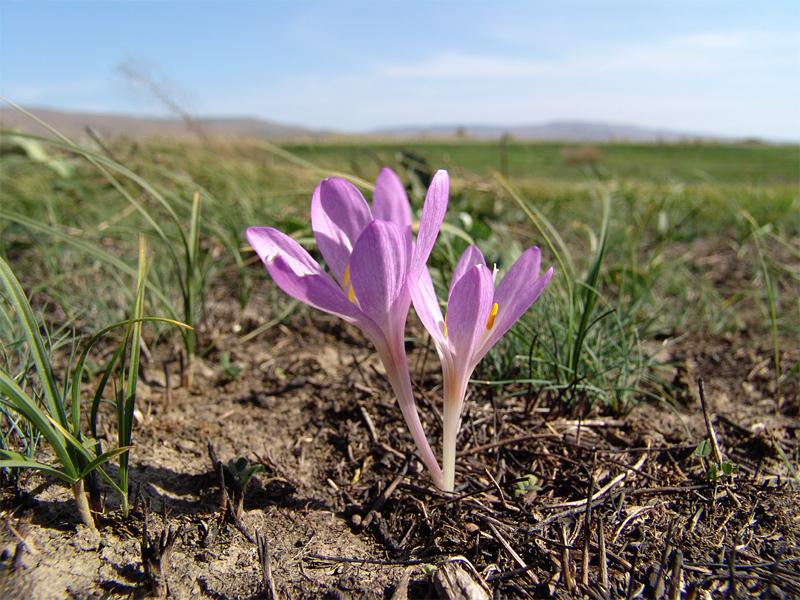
[441,370,469,493]
[378,344,446,490]
[442,398,460,493]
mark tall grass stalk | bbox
[738,209,782,397]
[0,239,188,527]
[112,237,145,515]
[0,256,129,531]
[493,173,668,413]
[73,238,190,517]
[2,100,206,384]
[1,100,388,383]
[497,174,609,377]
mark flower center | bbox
[441,302,498,339]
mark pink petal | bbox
[411,170,449,280]
[445,265,494,365]
[311,178,373,284]
[473,248,553,366]
[449,245,486,306]
[247,226,323,280]
[349,220,411,336]
[372,167,412,234]
[246,226,384,342]
[408,267,447,350]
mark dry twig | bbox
[141,508,182,598]
[482,517,540,586]
[698,378,724,466]
[257,529,278,600]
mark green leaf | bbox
[514,473,540,497]
[0,369,77,479]
[220,351,245,380]
[73,316,190,442]
[0,450,74,484]
[229,457,249,475]
[43,412,118,468]
[694,440,712,458]
[0,257,66,431]
[228,457,265,487]
[78,446,133,480]
[240,464,266,481]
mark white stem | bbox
[441,362,470,493]
[442,398,461,493]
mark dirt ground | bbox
[1,289,798,599]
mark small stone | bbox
[464,523,480,535]
[72,525,100,552]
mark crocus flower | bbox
[409,244,553,491]
[246,168,449,489]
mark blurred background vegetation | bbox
[1,131,798,417]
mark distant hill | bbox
[375,121,725,143]
[0,107,329,141]
[1,106,729,143]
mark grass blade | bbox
[0,370,76,479]
[0,256,66,429]
[0,451,75,484]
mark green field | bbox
[282,139,800,185]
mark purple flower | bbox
[410,245,553,491]
[247,168,449,489]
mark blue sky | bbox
[1,0,798,141]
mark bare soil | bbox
[1,299,798,599]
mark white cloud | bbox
[373,27,787,85]
[1,80,108,105]
[673,32,750,50]
[381,51,557,79]
[223,48,798,140]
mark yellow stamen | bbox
[343,264,350,287]
[342,265,357,303]
[443,313,448,338]
[486,303,498,330]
